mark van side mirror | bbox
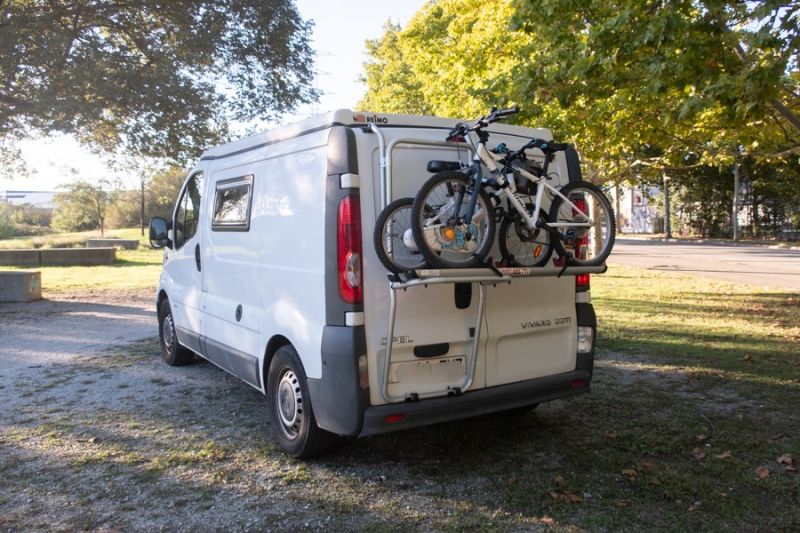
[149,217,171,248]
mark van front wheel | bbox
[157,298,195,366]
[267,345,337,458]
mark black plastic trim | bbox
[359,370,592,437]
[202,337,262,388]
[307,325,369,436]
[176,326,203,354]
[413,343,450,358]
[564,146,583,183]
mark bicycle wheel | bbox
[499,208,553,267]
[547,181,616,266]
[411,171,496,269]
[373,197,427,274]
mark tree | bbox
[509,0,800,166]
[359,0,800,237]
[106,165,187,228]
[0,201,14,239]
[0,0,318,165]
[52,180,113,235]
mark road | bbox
[609,238,800,291]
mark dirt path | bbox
[1,290,797,531]
[0,289,157,368]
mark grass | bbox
[0,227,163,293]
[594,264,800,382]
[1,249,798,529]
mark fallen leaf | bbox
[695,433,709,443]
[549,491,582,504]
[756,466,771,479]
[715,450,732,460]
[615,499,631,508]
[688,501,701,512]
[777,454,797,471]
[768,433,786,443]
[606,431,618,439]
[640,459,653,471]
[540,516,555,526]
[719,492,728,497]
[622,468,638,479]
[553,475,565,486]
[742,354,753,362]
[692,448,707,461]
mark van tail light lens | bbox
[338,194,362,304]
[576,274,590,291]
[572,196,589,260]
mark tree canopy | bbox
[359,0,800,177]
[0,0,318,163]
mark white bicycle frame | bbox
[475,142,593,232]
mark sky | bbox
[3,0,427,193]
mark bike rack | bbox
[367,124,609,404]
[368,123,474,210]
[379,264,607,403]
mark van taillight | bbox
[573,196,589,260]
[337,194,362,304]
[576,274,590,291]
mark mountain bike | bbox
[410,106,616,269]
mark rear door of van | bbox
[358,125,577,405]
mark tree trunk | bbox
[732,162,740,241]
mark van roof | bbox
[200,109,553,161]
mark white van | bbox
[149,110,605,457]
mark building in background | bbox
[0,190,57,210]
[609,183,663,234]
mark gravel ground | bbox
[1,289,796,531]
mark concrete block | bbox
[40,247,116,266]
[86,238,140,250]
[0,270,42,302]
[0,249,41,266]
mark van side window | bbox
[174,172,204,249]
[212,175,253,231]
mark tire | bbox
[373,197,427,274]
[547,181,616,266]
[267,345,337,458]
[157,298,195,366]
[411,171,496,269]
[498,208,553,267]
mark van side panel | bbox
[255,133,330,380]
[200,130,330,385]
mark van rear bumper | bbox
[358,370,591,437]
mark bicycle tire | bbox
[373,197,428,274]
[498,208,553,267]
[547,181,616,266]
[411,171,496,269]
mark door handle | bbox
[194,243,201,272]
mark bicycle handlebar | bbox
[446,107,571,155]
[447,105,521,138]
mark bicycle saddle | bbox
[427,160,463,173]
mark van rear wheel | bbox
[267,345,337,458]
[157,298,195,366]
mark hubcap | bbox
[162,313,174,354]
[276,370,303,439]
